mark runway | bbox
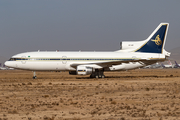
[0,69,180,119]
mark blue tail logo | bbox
[151,35,162,46]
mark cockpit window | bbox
[9,58,17,61]
[8,58,29,61]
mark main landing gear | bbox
[33,71,37,79]
[90,69,105,78]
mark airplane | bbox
[161,63,166,68]
[174,61,180,68]
[162,60,173,68]
[5,23,170,79]
[143,62,162,69]
[0,63,6,70]
[0,67,7,70]
[152,63,163,69]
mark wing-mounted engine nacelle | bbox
[76,66,93,75]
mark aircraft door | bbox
[21,56,26,64]
[62,56,67,64]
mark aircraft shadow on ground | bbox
[76,75,175,79]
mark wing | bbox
[70,58,165,69]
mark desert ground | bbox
[0,69,180,120]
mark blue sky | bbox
[0,0,180,63]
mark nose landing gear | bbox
[33,71,37,79]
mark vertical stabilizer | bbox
[135,23,169,53]
[175,61,180,67]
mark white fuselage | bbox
[5,51,166,71]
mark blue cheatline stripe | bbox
[78,70,86,72]
[9,58,136,61]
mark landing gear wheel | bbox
[95,75,99,78]
[102,75,105,78]
[90,74,95,78]
[90,69,105,78]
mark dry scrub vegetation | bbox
[0,69,180,120]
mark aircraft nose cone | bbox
[4,61,9,67]
[4,61,17,69]
[4,61,12,68]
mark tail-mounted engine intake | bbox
[120,41,144,52]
